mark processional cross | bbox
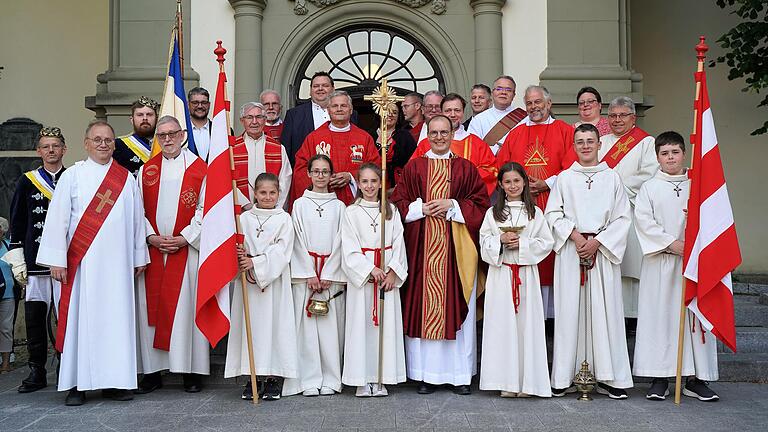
[363,79,404,386]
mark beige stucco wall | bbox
[190,0,236,108]
[501,0,547,109]
[0,0,108,165]
[631,0,766,273]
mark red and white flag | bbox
[196,69,238,347]
[683,66,741,352]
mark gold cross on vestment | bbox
[95,189,115,213]
[610,136,635,159]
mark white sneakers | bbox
[355,383,388,397]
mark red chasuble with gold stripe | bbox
[142,153,206,351]
[411,134,498,195]
[600,126,650,168]
[392,156,489,340]
[56,162,129,352]
[496,119,576,286]
[231,133,283,199]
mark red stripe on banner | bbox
[196,234,238,347]
[203,155,233,216]
[698,225,741,297]
[212,72,227,116]
[698,280,737,352]
[699,147,726,200]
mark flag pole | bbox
[215,41,260,405]
[376,79,389,386]
[176,0,184,80]
[675,35,708,406]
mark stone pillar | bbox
[86,0,199,130]
[229,0,266,125]
[539,0,649,122]
[470,0,506,87]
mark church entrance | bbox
[292,25,445,135]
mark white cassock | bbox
[341,200,408,385]
[633,171,718,380]
[37,158,149,391]
[599,130,658,317]
[403,150,477,386]
[237,133,293,210]
[282,190,346,395]
[468,105,519,154]
[479,203,554,397]
[545,162,633,389]
[135,149,209,375]
[225,207,298,379]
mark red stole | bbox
[601,127,650,168]
[56,162,129,352]
[142,153,206,351]
[231,134,283,199]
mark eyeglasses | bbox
[494,86,514,93]
[428,130,451,138]
[578,99,598,107]
[189,101,210,106]
[608,113,633,120]
[242,115,266,122]
[424,104,441,111]
[401,102,418,109]
[87,137,115,145]
[38,143,65,151]
[156,130,183,140]
[262,102,281,107]
[309,169,331,177]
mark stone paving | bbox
[0,366,766,432]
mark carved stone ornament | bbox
[291,0,447,15]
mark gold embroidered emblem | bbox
[181,188,197,209]
[143,164,160,187]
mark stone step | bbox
[718,327,768,354]
[760,293,768,306]
[733,282,768,295]
[717,352,768,382]
[734,295,768,327]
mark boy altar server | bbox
[633,131,719,402]
[545,124,633,399]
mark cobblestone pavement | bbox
[0,367,766,432]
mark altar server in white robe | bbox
[225,173,297,401]
[479,162,554,398]
[283,154,347,397]
[341,163,408,397]
[37,120,149,406]
[134,116,209,394]
[599,97,659,318]
[546,124,633,400]
[633,131,719,402]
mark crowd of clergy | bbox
[1,71,720,407]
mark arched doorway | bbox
[292,25,445,134]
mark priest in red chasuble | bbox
[410,93,498,195]
[495,85,577,316]
[391,115,489,395]
[292,91,380,205]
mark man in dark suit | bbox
[281,71,358,166]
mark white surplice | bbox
[282,190,347,395]
[467,105,519,154]
[236,133,293,209]
[341,200,408,386]
[633,171,718,380]
[135,149,209,375]
[545,162,633,389]
[37,158,149,391]
[479,203,554,396]
[600,130,659,317]
[224,207,298,378]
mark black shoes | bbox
[417,382,436,394]
[646,378,670,401]
[241,380,254,400]
[262,378,281,401]
[183,374,203,393]
[453,385,471,395]
[551,384,577,397]
[596,383,628,399]
[18,366,47,393]
[135,372,163,394]
[683,378,719,402]
[102,388,134,401]
[65,389,86,406]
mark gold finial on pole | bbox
[363,79,405,385]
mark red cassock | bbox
[411,134,498,195]
[496,119,577,286]
[263,123,284,142]
[391,156,489,340]
[292,122,381,205]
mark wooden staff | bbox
[176,0,184,79]
[364,80,404,385]
[215,41,260,405]
[674,36,708,405]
